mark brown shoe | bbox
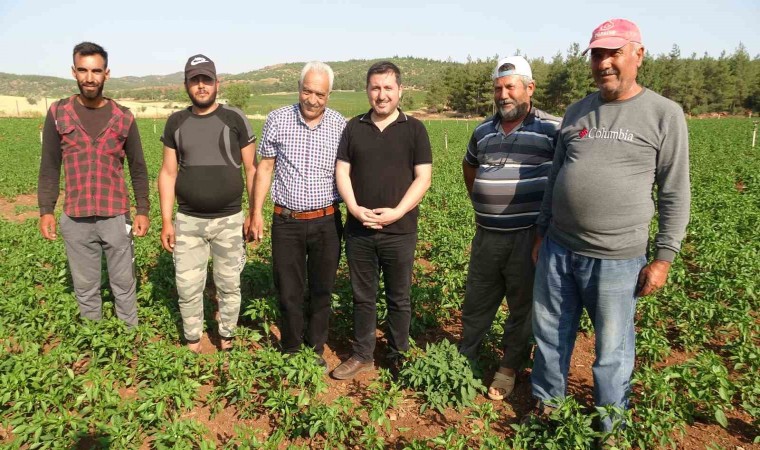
[331,356,374,380]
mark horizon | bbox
[1,0,757,79]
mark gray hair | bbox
[494,74,533,88]
[518,75,533,88]
[299,61,334,92]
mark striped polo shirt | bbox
[464,106,561,231]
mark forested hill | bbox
[0,57,456,100]
[2,45,758,116]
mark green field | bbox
[246,91,373,117]
[0,117,758,448]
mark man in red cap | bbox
[530,18,691,433]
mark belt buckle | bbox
[281,207,293,219]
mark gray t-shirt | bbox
[161,105,256,218]
[537,88,690,262]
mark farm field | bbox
[0,90,426,120]
[0,116,758,449]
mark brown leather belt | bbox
[274,204,336,220]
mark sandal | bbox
[487,370,516,400]
[220,337,234,351]
[187,339,202,354]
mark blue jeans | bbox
[531,237,646,431]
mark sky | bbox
[0,0,757,79]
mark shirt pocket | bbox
[57,125,82,155]
[102,126,128,157]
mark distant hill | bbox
[0,57,458,100]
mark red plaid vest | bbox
[51,96,134,217]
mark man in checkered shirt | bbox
[38,42,150,328]
[250,61,346,368]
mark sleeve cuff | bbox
[136,202,150,216]
[654,248,677,263]
[39,207,55,216]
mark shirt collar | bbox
[294,103,326,129]
[359,108,408,124]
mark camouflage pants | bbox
[173,211,246,342]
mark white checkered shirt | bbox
[259,104,347,211]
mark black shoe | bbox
[315,355,329,373]
[388,356,405,381]
[520,400,554,425]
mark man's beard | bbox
[498,100,529,121]
[188,89,217,109]
[78,82,104,100]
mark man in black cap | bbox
[158,54,257,352]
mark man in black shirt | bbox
[158,54,257,352]
[332,61,432,380]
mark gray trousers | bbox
[59,213,138,327]
[459,226,535,369]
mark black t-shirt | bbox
[161,105,256,218]
[337,110,432,235]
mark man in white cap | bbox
[530,19,690,431]
[459,56,561,400]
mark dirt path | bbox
[0,194,38,222]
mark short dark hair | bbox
[73,42,108,68]
[366,61,401,87]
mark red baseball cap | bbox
[582,19,642,55]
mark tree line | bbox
[426,43,760,117]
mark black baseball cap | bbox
[184,54,216,80]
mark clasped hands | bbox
[352,206,402,230]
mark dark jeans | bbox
[459,226,536,369]
[345,231,417,361]
[272,210,342,354]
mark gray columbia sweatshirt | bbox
[536,88,691,262]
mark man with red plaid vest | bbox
[38,42,150,328]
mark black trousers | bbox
[345,231,417,361]
[271,210,342,354]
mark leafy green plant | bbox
[399,340,485,413]
[510,397,598,450]
[150,418,215,450]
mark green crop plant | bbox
[0,117,758,448]
[399,339,485,413]
[150,418,215,450]
[361,369,403,432]
[510,397,599,450]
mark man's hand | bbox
[372,207,404,227]
[133,214,150,237]
[248,213,264,241]
[161,222,176,253]
[351,206,383,230]
[636,259,672,297]
[249,212,266,242]
[243,214,252,242]
[40,214,57,240]
[531,233,543,265]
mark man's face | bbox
[299,70,330,121]
[493,74,534,122]
[185,75,218,109]
[590,43,644,101]
[367,71,402,118]
[72,54,110,100]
